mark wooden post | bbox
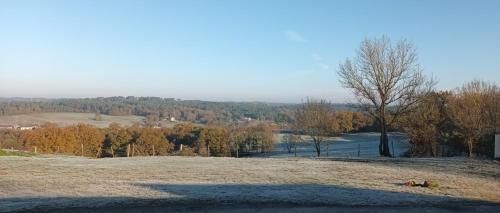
[34,146,37,153]
[326,142,329,157]
[207,145,210,157]
[96,147,101,158]
[132,144,135,157]
[391,140,395,158]
[152,145,155,157]
[180,144,183,151]
[81,144,84,157]
[57,146,60,153]
[127,144,131,157]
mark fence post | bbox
[152,145,155,157]
[96,147,101,158]
[391,140,395,158]
[326,142,329,157]
[34,146,37,153]
[127,144,130,157]
[207,145,210,157]
[132,144,135,157]
[81,144,84,157]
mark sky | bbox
[0,0,499,103]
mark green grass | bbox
[0,149,36,157]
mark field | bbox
[0,113,145,128]
[271,132,409,158]
[0,155,499,212]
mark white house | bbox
[18,125,38,130]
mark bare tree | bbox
[293,99,335,157]
[338,36,434,157]
[283,134,301,154]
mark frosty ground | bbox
[0,155,499,212]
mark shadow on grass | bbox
[318,157,500,179]
[2,183,498,213]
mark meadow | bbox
[0,113,145,128]
[0,155,498,212]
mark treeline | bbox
[0,97,360,124]
[0,122,276,158]
[400,80,499,157]
[0,97,286,123]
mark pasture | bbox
[0,113,145,128]
[0,155,498,212]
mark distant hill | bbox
[0,97,359,123]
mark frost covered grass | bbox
[0,112,144,128]
[0,155,498,212]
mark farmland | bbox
[0,113,146,128]
[0,155,498,212]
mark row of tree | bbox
[401,81,499,157]
[335,36,499,158]
[0,122,276,158]
[0,97,296,123]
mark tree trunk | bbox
[467,138,473,157]
[314,138,321,157]
[379,112,392,157]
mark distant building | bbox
[17,125,38,130]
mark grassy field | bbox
[0,112,145,128]
[0,149,35,157]
[0,155,498,212]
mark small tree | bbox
[400,93,442,157]
[293,99,335,157]
[337,111,354,133]
[283,134,301,154]
[197,127,231,157]
[94,111,103,121]
[104,123,132,157]
[338,36,434,156]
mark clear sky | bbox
[1,0,499,103]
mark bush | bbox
[178,147,195,157]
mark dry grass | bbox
[0,156,499,212]
[0,113,145,128]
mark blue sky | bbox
[1,0,499,103]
